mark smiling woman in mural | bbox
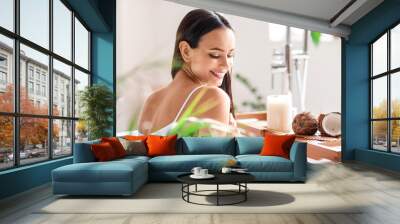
[137,9,238,136]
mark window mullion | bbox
[370,45,373,149]
[71,10,76,155]
[49,0,54,160]
[13,0,20,167]
[388,30,391,153]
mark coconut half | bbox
[319,112,341,137]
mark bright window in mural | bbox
[371,23,400,153]
[0,0,91,171]
[117,0,342,160]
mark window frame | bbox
[0,0,92,171]
[370,20,400,154]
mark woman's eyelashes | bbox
[208,53,235,59]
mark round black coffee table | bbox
[177,172,255,206]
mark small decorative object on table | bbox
[221,167,232,173]
[267,94,293,133]
[221,159,248,173]
[318,112,341,137]
[190,167,214,179]
[225,159,238,168]
[292,112,318,135]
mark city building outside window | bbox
[0,71,7,86]
[28,67,34,80]
[0,54,7,67]
[35,83,40,95]
[28,81,34,94]
[35,70,40,81]
[41,73,46,82]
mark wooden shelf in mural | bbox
[236,112,342,162]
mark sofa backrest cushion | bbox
[178,137,235,155]
[235,137,264,155]
[73,139,100,163]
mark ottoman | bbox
[52,157,148,196]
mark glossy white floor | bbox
[1,161,400,224]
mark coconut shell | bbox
[318,112,341,137]
[292,112,318,135]
[318,114,327,136]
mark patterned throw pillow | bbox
[118,137,147,156]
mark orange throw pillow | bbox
[101,137,127,158]
[91,142,117,161]
[260,133,296,159]
[146,135,177,157]
[124,135,147,141]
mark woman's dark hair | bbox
[171,9,235,117]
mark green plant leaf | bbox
[311,31,321,46]
[79,84,114,140]
[168,87,220,137]
[178,121,208,137]
[168,88,207,136]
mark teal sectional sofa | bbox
[52,137,307,196]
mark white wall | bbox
[116,0,341,132]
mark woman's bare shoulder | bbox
[139,87,169,119]
[144,86,168,104]
[185,85,230,123]
[138,86,168,133]
[197,86,230,104]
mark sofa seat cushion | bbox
[116,155,150,163]
[236,155,293,172]
[52,159,147,183]
[149,154,235,172]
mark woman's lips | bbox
[210,71,225,79]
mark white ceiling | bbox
[164,0,384,38]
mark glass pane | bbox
[372,77,387,119]
[0,34,14,112]
[74,69,89,118]
[74,18,89,70]
[391,72,400,118]
[372,121,388,151]
[53,59,72,117]
[0,0,14,31]
[53,119,72,158]
[20,117,49,165]
[20,0,49,49]
[0,116,13,170]
[75,120,88,143]
[20,44,49,115]
[372,33,387,76]
[391,120,400,153]
[391,24,400,70]
[53,0,72,60]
